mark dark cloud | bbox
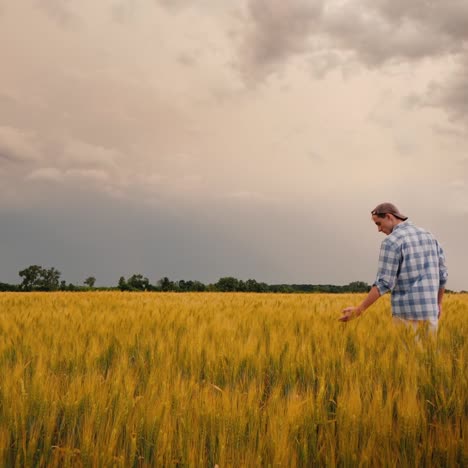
[240,0,324,81]
[406,55,468,128]
[323,5,453,66]
[239,0,468,126]
[0,192,286,286]
[366,0,468,42]
[428,57,468,124]
[240,0,468,76]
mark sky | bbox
[1,0,467,290]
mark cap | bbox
[371,202,408,221]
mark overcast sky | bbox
[1,0,467,290]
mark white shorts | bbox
[392,316,438,334]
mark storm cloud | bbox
[239,0,468,127]
[0,1,467,290]
[240,0,468,69]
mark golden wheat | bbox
[0,292,466,466]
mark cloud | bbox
[1,1,468,291]
[357,2,468,128]
[447,168,468,215]
[0,126,41,163]
[26,167,62,182]
[365,0,468,43]
[239,0,324,81]
[394,136,417,156]
[405,55,468,129]
[157,0,190,10]
[307,150,323,162]
[449,179,466,189]
[425,57,468,125]
[223,190,270,202]
[323,5,452,66]
[240,0,468,79]
[431,123,468,139]
[110,0,139,23]
[0,91,17,106]
[35,0,81,27]
[62,139,120,169]
[26,167,110,185]
[156,0,222,13]
[177,52,198,67]
[238,0,468,131]
[65,168,110,182]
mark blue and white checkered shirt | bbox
[373,221,448,320]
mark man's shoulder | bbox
[380,235,400,251]
[390,221,436,244]
[404,222,434,238]
[384,222,415,245]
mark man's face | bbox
[372,214,395,235]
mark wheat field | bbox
[0,292,466,467]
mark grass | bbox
[0,292,466,466]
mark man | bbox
[339,203,448,332]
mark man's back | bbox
[377,221,448,320]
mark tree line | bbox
[0,264,375,293]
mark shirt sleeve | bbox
[373,238,400,295]
[437,241,448,288]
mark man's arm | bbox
[437,287,445,319]
[339,286,381,322]
[340,239,398,322]
[437,241,448,320]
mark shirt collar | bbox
[393,220,409,232]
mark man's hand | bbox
[339,306,362,322]
[339,287,381,322]
[438,303,442,319]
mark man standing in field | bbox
[340,203,448,332]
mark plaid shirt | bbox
[373,221,448,320]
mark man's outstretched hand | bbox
[339,306,362,322]
[339,286,380,322]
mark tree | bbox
[346,281,371,293]
[39,267,61,291]
[189,280,206,292]
[84,276,96,288]
[158,277,174,292]
[118,276,129,291]
[127,274,150,291]
[176,280,207,292]
[19,265,43,291]
[178,280,189,291]
[245,278,269,292]
[215,277,240,292]
[19,265,61,291]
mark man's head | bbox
[371,202,408,235]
